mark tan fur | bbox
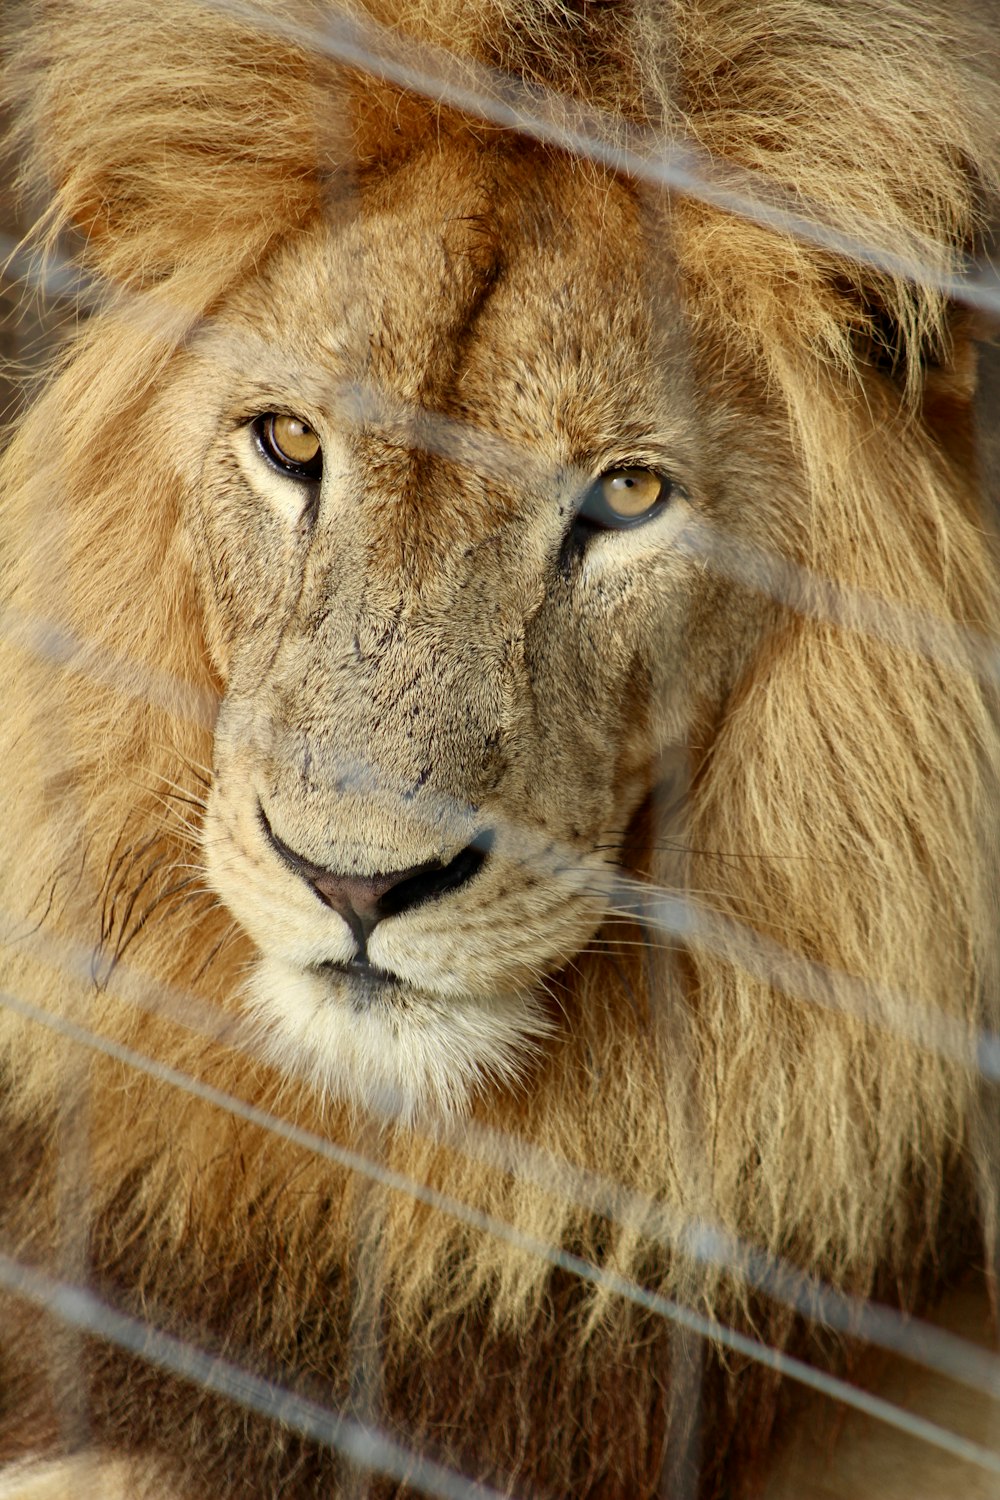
[0,1457,161,1500]
[767,1279,1000,1499]
[1,1,998,1496]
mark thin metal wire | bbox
[6,0,1000,321]
[608,876,1000,1082]
[2,985,998,1478]
[0,1254,513,1500]
[5,905,999,1410]
[203,0,1000,317]
[0,600,217,728]
[0,231,90,307]
[430,1112,1000,1405]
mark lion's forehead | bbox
[216,137,680,471]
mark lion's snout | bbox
[258,799,493,962]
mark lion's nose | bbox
[309,851,487,951]
[258,805,492,958]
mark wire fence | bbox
[1,1,999,1497]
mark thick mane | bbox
[1,1,998,1496]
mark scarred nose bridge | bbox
[319,525,531,751]
[246,531,540,880]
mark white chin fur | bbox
[244,957,553,1121]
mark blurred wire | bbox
[0,1254,514,1500]
[207,0,1000,317]
[5,905,999,1407]
[2,985,998,1477]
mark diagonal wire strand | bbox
[606,874,1000,1082]
[4,0,1000,317]
[201,0,1000,317]
[4,905,999,1408]
[1,984,998,1478]
[0,599,218,728]
[0,1254,513,1500]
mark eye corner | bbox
[252,411,324,484]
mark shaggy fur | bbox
[0,0,998,1496]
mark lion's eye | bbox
[254,414,323,481]
[575,467,673,533]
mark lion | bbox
[0,0,998,1496]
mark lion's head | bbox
[187,136,760,1118]
[1,1,998,1495]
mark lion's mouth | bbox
[311,957,413,1014]
[245,944,553,1118]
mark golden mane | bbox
[1,1,998,1496]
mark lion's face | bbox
[176,138,765,1115]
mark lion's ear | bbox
[5,0,346,290]
[915,309,983,473]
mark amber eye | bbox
[255,413,323,481]
[575,467,673,533]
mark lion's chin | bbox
[244,955,554,1121]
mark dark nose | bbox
[259,806,492,960]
